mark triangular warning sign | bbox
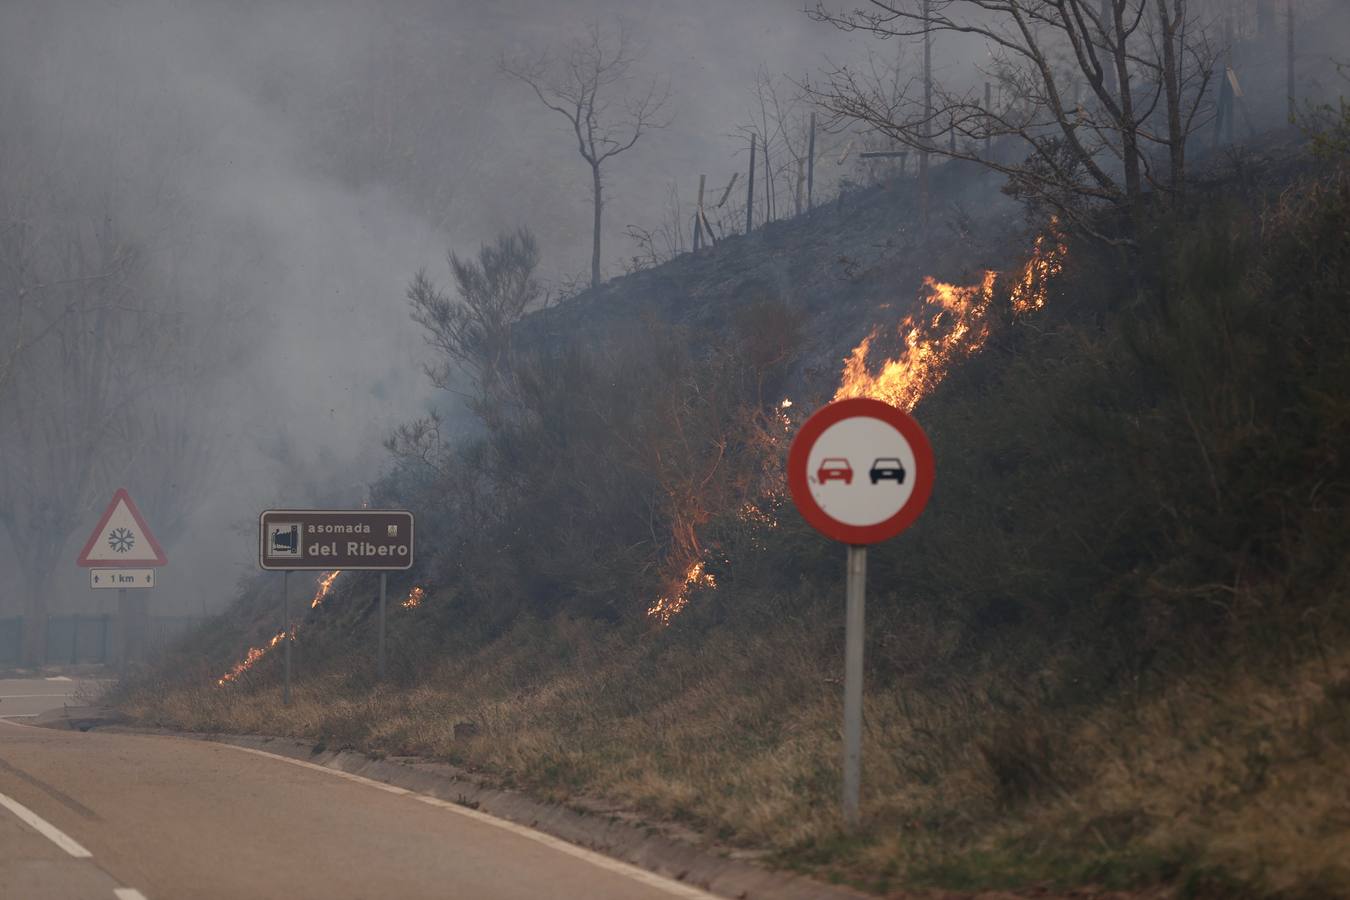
[76,488,168,567]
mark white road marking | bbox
[0,693,74,698]
[0,789,93,857]
[45,676,73,682]
[0,721,151,898]
[221,744,719,900]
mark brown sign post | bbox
[259,509,415,700]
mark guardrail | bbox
[0,615,204,666]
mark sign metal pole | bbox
[842,544,867,828]
[282,570,291,706]
[118,587,128,679]
[786,398,934,831]
[377,572,387,680]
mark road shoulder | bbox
[35,709,867,900]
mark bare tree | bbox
[500,20,671,289]
[808,0,1222,243]
[0,126,232,662]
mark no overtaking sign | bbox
[787,397,934,829]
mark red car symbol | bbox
[817,458,853,484]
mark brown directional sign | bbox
[259,509,414,571]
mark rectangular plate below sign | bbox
[90,568,156,589]
[259,509,415,571]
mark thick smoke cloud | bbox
[0,0,865,614]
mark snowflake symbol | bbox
[107,527,136,554]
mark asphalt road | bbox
[0,676,93,720]
[0,679,714,900]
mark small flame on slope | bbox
[1009,227,1067,314]
[311,570,340,608]
[217,628,291,686]
[646,560,717,625]
[401,586,425,609]
[218,571,339,685]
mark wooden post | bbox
[795,158,805,217]
[694,174,706,250]
[1225,17,1235,145]
[745,133,756,234]
[1286,0,1295,122]
[716,171,738,209]
[763,135,773,223]
[807,112,816,211]
[1214,18,1233,150]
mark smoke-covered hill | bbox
[120,124,1350,898]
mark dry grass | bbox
[119,602,1350,898]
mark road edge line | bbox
[218,742,719,900]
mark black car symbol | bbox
[869,458,906,484]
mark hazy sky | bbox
[0,0,877,612]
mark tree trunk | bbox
[1109,3,1142,228]
[591,163,603,289]
[1100,0,1118,100]
[1157,0,1185,199]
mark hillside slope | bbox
[119,139,1350,899]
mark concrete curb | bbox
[76,721,871,900]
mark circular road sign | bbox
[787,398,934,545]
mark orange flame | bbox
[401,586,425,609]
[218,571,339,685]
[310,570,340,608]
[1009,227,1067,315]
[835,221,1065,410]
[834,271,998,411]
[216,628,291,686]
[646,560,717,625]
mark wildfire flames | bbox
[217,570,341,686]
[217,627,291,686]
[646,222,1067,626]
[401,586,425,609]
[835,271,998,411]
[646,560,717,625]
[835,222,1065,410]
[311,570,340,608]
[1009,227,1066,315]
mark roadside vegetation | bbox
[117,118,1350,900]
